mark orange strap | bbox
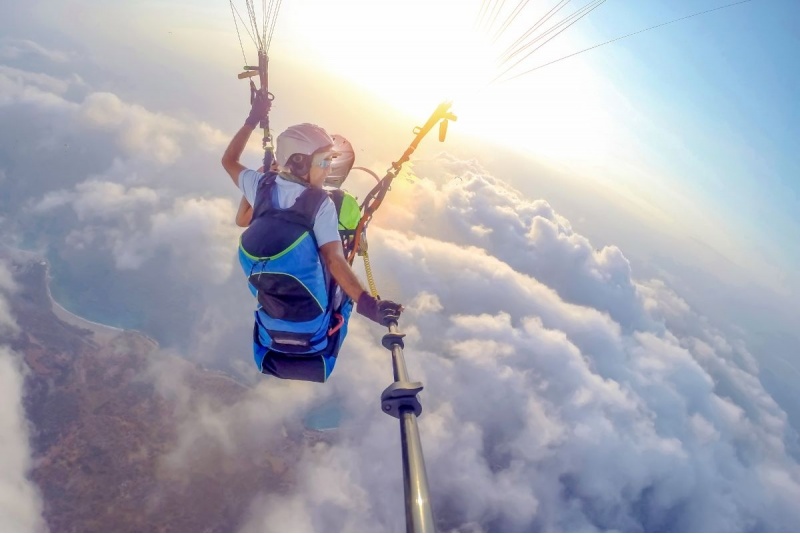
[327,313,345,336]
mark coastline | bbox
[2,246,127,345]
[42,264,125,345]
[49,293,124,345]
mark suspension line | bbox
[230,0,259,50]
[484,0,509,34]
[491,0,533,44]
[497,0,571,64]
[229,0,250,66]
[498,0,757,83]
[493,0,607,83]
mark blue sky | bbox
[572,0,800,277]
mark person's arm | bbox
[221,124,256,186]
[319,241,368,302]
[221,92,271,186]
[319,239,404,325]
[235,196,253,227]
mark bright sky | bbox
[575,0,800,289]
[252,0,799,295]
[19,0,797,297]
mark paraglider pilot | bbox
[220,93,403,382]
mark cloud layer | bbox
[0,261,46,531]
[3,36,800,532]
[157,159,800,531]
[1,54,254,356]
[240,214,800,531]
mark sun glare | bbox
[274,0,491,111]
[273,0,622,168]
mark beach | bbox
[3,247,126,345]
[48,293,124,345]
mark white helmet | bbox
[275,123,334,168]
[325,134,355,188]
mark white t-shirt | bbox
[238,169,340,247]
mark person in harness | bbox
[233,134,360,235]
[221,94,403,382]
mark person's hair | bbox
[286,146,332,179]
[286,153,311,177]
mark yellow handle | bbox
[362,250,379,298]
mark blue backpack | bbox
[238,173,354,382]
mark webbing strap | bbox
[251,172,328,232]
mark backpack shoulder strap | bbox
[255,171,277,195]
[291,187,330,230]
[251,172,278,219]
[260,186,328,237]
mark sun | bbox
[273,0,490,115]
[271,0,620,167]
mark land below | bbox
[2,252,318,531]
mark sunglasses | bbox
[314,152,336,169]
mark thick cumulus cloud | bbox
[78,92,187,165]
[0,262,19,334]
[230,159,800,532]
[33,179,239,280]
[0,72,223,168]
[375,154,660,333]
[33,179,159,221]
[0,58,234,204]
[146,352,321,471]
[0,262,46,531]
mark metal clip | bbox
[381,381,423,419]
[382,330,405,349]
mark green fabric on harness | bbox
[330,189,360,232]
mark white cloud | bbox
[0,262,19,335]
[230,157,800,532]
[87,193,235,280]
[0,37,71,63]
[0,65,79,109]
[0,346,45,532]
[0,261,16,294]
[32,178,240,282]
[79,92,185,164]
[34,179,159,220]
[0,262,46,531]
[0,64,77,96]
[0,65,227,168]
[373,155,659,332]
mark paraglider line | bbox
[485,0,509,35]
[229,0,258,53]
[266,0,283,53]
[496,0,572,64]
[493,0,607,83]
[491,0,534,44]
[497,0,756,83]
